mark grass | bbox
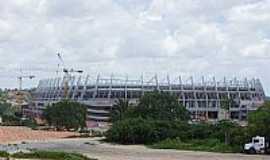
[150,138,241,153]
[0,150,97,160]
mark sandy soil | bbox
[1,138,269,160]
[0,126,78,144]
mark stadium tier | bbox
[25,74,265,127]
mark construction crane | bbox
[17,75,35,91]
[57,53,83,99]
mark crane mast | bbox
[17,75,35,90]
[57,53,83,99]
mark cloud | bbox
[0,0,270,94]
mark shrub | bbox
[135,91,190,121]
[43,100,87,130]
[106,118,155,144]
[151,138,238,153]
[188,123,216,140]
[12,150,96,160]
[106,118,191,144]
[0,151,9,157]
[21,118,38,129]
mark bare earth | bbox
[1,137,270,160]
[0,126,78,144]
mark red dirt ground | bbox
[0,126,79,144]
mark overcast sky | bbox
[0,0,270,94]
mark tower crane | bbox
[57,53,83,99]
[15,73,35,113]
[17,75,35,91]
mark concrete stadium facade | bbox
[26,74,265,127]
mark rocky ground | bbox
[1,137,269,160]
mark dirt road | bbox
[1,138,269,160]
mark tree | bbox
[43,100,87,130]
[248,101,270,139]
[215,120,238,145]
[220,97,236,120]
[135,91,190,121]
[0,102,15,116]
[110,99,132,122]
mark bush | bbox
[106,118,155,144]
[21,118,38,129]
[106,118,191,144]
[12,150,96,160]
[151,138,239,153]
[43,100,87,130]
[2,114,21,126]
[188,123,216,140]
[0,151,9,157]
[135,91,190,121]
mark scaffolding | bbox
[32,74,265,123]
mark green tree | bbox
[135,91,190,121]
[0,102,14,116]
[43,100,87,130]
[248,101,270,139]
[215,120,237,145]
[0,102,21,125]
[110,99,133,122]
[220,97,236,120]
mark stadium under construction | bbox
[25,74,265,127]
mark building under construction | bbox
[26,74,265,127]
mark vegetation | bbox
[151,138,238,153]
[0,151,9,158]
[110,99,132,122]
[0,150,96,160]
[135,91,190,121]
[106,91,270,153]
[0,103,20,125]
[248,101,270,139]
[107,91,190,144]
[0,101,37,128]
[107,118,191,144]
[43,100,87,130]
[0,90,7,103]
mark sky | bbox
[0,0,270,95]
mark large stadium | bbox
[25,74,265,127]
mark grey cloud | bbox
[0,0,270,95]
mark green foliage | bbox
[12,150,96,160]
[151,138,239,153]
[0,151,9,157]
[106,92,270,153]
[220,97,233,111]
[21,118,38,129]
[106,118,155,144]
[136,91,190,121]
[43,100,87,130]
[106,118,191,144]
[0,90,7,103]
[248,101,270,139]
[0,102,15,116]
[110,99,133,122]
[210,120,250,148]
[188,123,216,140]
[0,102,23,125]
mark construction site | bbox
[0,54,266,128]
[21,74,264,127]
